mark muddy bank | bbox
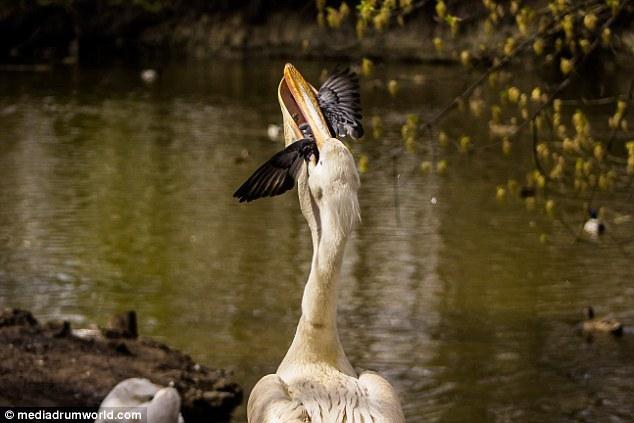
[0,308,242,422]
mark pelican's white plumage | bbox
[247,64,404,423]
[96,378,183,423]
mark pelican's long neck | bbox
[303,200,348,328]
[277,194,357,379]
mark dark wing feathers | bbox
[233,139,318,202]
[234,67,362,203]
[318,67,364,139]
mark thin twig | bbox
[559,93,634,106]
[531,120,546,176]
[587,79,634,210]
[392,152,402,226]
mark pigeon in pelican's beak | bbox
[234,63,363,203]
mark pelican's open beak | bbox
[277,63,331,150]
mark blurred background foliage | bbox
[318,0,634,242]
[0,0,314,62]
[1,0,633,241]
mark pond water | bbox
[1,59,633,422]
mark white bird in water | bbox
[96,378,183,423]
[583,207,605,237]
[235,64,404,423]
[141,69,158,84]
[267,123,282,141]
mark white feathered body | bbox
[583,217,605,236]
[96,378,182,423]
[248,137,404,423]
[249,365,403,423]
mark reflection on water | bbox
[1,60,633,422]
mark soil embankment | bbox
[0,308,242,422]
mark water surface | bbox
[1,60,633,422]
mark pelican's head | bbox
[103,378,162,406]
[147,386,182,423]
[277,63,360,232]
[309,137,361,232]
[277,63,331,146]
[100,378,183,423]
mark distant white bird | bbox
[72,327,102,340]
[96,378,183,423]
[267,124,281,141]
[583,208,605,237]
[140,69,158,84]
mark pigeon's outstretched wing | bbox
[233,138,318,203]
[318,68,364,140]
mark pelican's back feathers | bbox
[248,368,404,423]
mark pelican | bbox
[234,64,405,422]
[96,378,183,423]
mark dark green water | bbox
[1,60,633,422]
